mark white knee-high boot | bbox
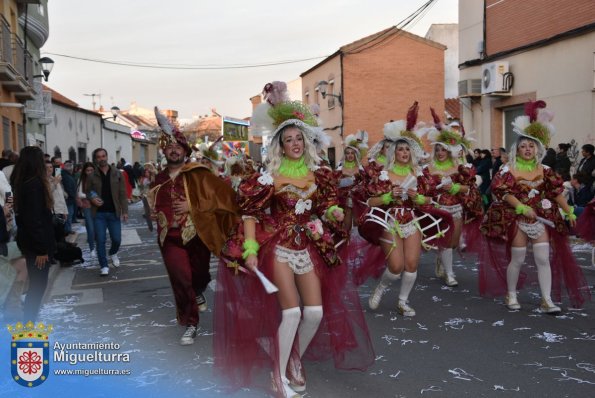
[397,271,417,316]
[368,268,401,310]
[439,248,458,286]
[505,246,526,309]
[277,307,301,380]
[532,242,560,313]
[298,306,323,357]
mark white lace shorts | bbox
[517,221,546,240]
[378,220,419,244]
[275,245,315,274]
[440,204,463,220]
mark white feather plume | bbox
[355,130,369,147]
[250,103,274,136]
[537,109,556,136]
[154,106,173,135]
[383,120,406,140]
[511,115,530,134]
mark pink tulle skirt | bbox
[575,201,595,241]
[478,225,591,308]
[213,235,375,395]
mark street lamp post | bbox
[100,106,120,149]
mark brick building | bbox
[300,26,446,165]
[459,0,595,156]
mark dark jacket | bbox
[554,152,571,181]
[577,156,595,187]
[15,177,56,256]
[569,184,594,207]
[61,171,77,206]
[476,158,492,195]
[541,148,557,168]
[86,166,128,217]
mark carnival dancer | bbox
[335,131,368,231]
[359,102,453,316]
[427,108,483,287]
[149,107,238,345]
[479,100,590,313]
[214,81,374,398]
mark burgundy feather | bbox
[524,100,546,123]
[406,101,419,131]
[430,107,442,131]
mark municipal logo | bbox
[7,321,52,387]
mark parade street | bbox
[4,202,594,398]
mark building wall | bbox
[459,0,484,62]
[459,3,595,151]
[45,104,102,163]
[0,0,24,152]
[102,120,132,166]
[486,0,595,56]
[131,138,158,164]
[301,55,343,153]
[425,24,459,98]
[342,34,445,147]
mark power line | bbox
[41,52,329,70]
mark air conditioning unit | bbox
[458,79,482,97]
[481,61,513,95]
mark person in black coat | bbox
[577,144,595,188]
[542,146,557,168]
[10,146,55,322]
[554,143,571,181]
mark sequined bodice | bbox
[271,183,318,226]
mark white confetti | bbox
[531,332,566,343]
[492,320,504,327]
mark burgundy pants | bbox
[159,229,211,326]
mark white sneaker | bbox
[90,249,97,259]
[443,274,459,287]
[505,293,521,310]
[180,325,197,345]
[368,283,388,310]
[397,300,416,317]
[111,254,120,268]
[540,298,561,314]
[100,267,109,276]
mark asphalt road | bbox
[3,201,593,398]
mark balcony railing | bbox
[0,15,13,64]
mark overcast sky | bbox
[42,0,458,120]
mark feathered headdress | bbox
[251,81,318,142]
[427,107,473,154]
[511,100,555,148]
[192,136,224,167]
[344,130,369,158]
[368,101,426,162]
[155,106,191,156]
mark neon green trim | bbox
[562,206,576,221]
[242,239,260,260]
[515,204,531,215]
[448,183,461,195]
[376,154,387,165]
[343,160,356,169]
[279,156,308,178]
[381,192,393,205]
[433,158,455,171]
[515,157,537,172]
[415,194,426,205]
[326,205,343,222]
[392,164,412,176]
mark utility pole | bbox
[83,93,101,111]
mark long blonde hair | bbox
[266,124,321,175]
